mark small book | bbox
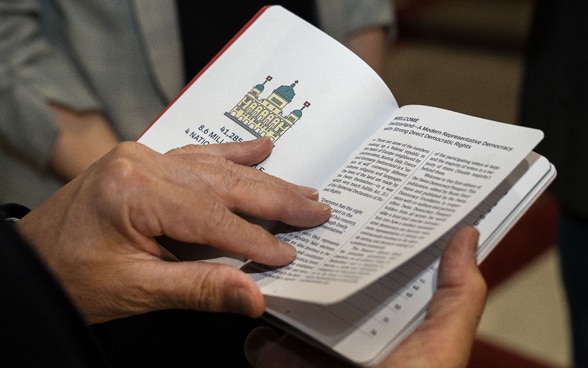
[137,6,556,366]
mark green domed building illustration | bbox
[224,76,310,143]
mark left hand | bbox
[245,226,487,368]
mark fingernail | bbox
[317,201,331,213]
[278,240,297,263]
[467,228,480,252]
[298,186,320,199]
[255,136,273,147]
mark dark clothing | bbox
[519,1,588,367]
[0,219,110,367]
[176,0,318,84]
[559,212,588,368]
[91,310,260,367]
[519,0,588,219]
[0,211,260,367]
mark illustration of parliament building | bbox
[224,76,310,143]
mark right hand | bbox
[245,226,487,368]
[17,138,331,324]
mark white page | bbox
[137,5,544,304]
[135,6,554,364]
[138,6,397,189]
[248,105,543,303]
[263,152,556,366]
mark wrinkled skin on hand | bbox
[17,138,331,324]
[245,226,487,368]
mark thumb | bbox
[377,226,486,367]
[144,260,266,317]
[245,326,282,367]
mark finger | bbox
[129,182,300,266]
[245,326,281,366]
[90,145,327,265]
[168,137,273,166]
[380,226,486,367]
[213,162,331,228]
[155,152,332,228]
[142,260,267,317]
[437,226,483,286]
[427,226,487,341]
[168,139,322,201]
[423,226,486,366]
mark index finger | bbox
[167,138,323,202]
[122,156,329,265]
[167,137,273,167]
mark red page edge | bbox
[135,5,273,141]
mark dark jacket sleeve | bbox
[0,219,110,367]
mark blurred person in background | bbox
[0,0,394,208]
[518,1,588,366]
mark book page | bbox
[138,5,398,189]
[246,104,543,303]
[264,153,555,367]
[136,5,544,304]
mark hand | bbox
[245,226,487,368]
[17,138,331,324]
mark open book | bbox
[137,5,556,367]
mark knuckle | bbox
[185,267,235,312]
[88,144,159,227]
[219,160,242,187]
[94,158,147,198]
[92,144,153,197]
[204,199,234,231]
[167,144,208,155]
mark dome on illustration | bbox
[254,83,265,91]
[274,81,298,102]
[291,109,302,117]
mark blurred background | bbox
[385,0,568,367]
